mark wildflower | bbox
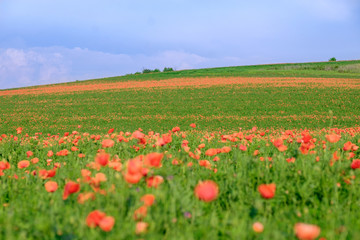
[18,160,30,169]
[194,180,219,202]
[141,194,155,206]
[99,216,115,232]
[45,181,58,192]
[135,221,149,235]
[95,153,110,166]
[258,183,276,199]
[63,181,80,200]
[294,223,321,240]
[253,222,264,233]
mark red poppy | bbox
[99,216,115,232]
[86,210,106,228]
[351,159,360,169]
[95,152,110,166]
[62,181,80,200]
[45,181,58,192]
[140,194,155,207]
[194,180,219,202]
[258,183,276,199]
[294,223,321,240]
[18,160,30,169]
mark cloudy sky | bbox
[1,0,359,89]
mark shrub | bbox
[163,67,174,72]
[142,69,152,74]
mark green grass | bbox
[0,129,359,239]
[1,85,360,134]
[2,60,360,91]
[1,60,360,239]
[72,60,360,85]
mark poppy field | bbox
[1,127,360,239]
[1,61,360,239]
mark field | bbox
[1,60,360,239]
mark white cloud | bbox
[0,47,247,89]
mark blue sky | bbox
[1,0,359,89]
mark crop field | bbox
[1,61,360,239]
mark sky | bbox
[0,0,359,89]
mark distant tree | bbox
[329,57,337,62]
[163,67,174,72]
[142,69,152,74]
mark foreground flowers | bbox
[2,126,360,238]
[194,180,219,202]
[294,223,321,240]
[258,183,276,199]
[86,210,115,232]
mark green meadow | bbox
[0,60,360,240]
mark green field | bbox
[1,61,360,239]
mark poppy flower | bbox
[199,160,211,169]
[239,145,247,151]
[132,130,145,139]
[78,192,96,204]
[205,149,218,156]
[326,134,341,143]
[18,160,30,169]
[16,127,23,134]
[26,151,33,158]
[294,223,321,240]
[101,139,114,148]
[190,123,196,128]
[146,175,164,188]
[63,181,80,200]
[45,181,58,192]
[135,221,149,235]
[108,128,115,134]
[99,216,115,232]
[86,210,106,228]
[172,126,180,132]
[351,159,360,169]
[47,151,54,157]
[140,194,155,206]
[0,161,10,170]
[31,158,39,164]
[95,153,110,166]
[144,152,163,168]
[133,206,148,221]
[124,172,143,184]
[258,183,276,199]
[194,180,219,202]
[252,222,264,233]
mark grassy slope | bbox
[1,61,360,240]
[66,60,360,85]
[2,60,360,91]
[0,60,360,134]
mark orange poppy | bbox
[99,216,115,232]
[18,160,30,169]
[86,210,106,228]
[258,183,276,199]
[62,181,80,200]
[140,194,155,207]
[135,221,149,235]
[194,180,219,202]
[45,181,58,192]
[294,223,321,240]
[95,152,110,166]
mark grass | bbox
[0,60,360,239]
[0,129,359,239]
